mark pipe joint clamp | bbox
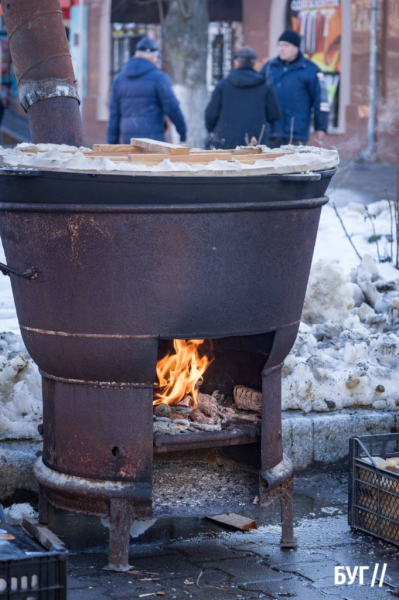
[19,79,81,112]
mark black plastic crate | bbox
[349,433,399,546]
[0,521,67,599]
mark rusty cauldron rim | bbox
[0,197,329,213]
[0,167,336,207]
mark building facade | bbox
[1,0,398,162]
[248,0,399,162]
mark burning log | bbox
[195,392,221,421]
[152,386,265,436]
[234,385,262,413]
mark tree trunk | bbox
[162,0,209,148]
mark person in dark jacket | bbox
[205,46,280,149]
[260,29,329,148]
[107,38,187,144]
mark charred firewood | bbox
[233,385,262,413]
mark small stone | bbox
[375,384,385,393]
[374,279,397,292]
[325,400,336,410]
[154,404,172,418]
[212,389,225,402]
[346,377,360,390]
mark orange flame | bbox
[154,339,213,407]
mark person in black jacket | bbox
[205,47,280,149]
[260,29,329,148]
[107,38,187,144]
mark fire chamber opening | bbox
[154,339,214,408]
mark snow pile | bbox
[283,257,399,412]
[100,516,157,539]
[0,332,42,440]
[283,199,399,412]
[4,503,38,525]
[17,143,91,153]
[302,260,358,324]
[0,143,339,176]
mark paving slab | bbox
[51,466,399,600]
[240,577,331,599]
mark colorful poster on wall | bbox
[0,33,13,106]
[286,0,341,127]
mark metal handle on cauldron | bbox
[0,167,42,177]
[0,263,37,280]
[279,173,322,182]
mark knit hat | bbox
[278,29,301,48]
[234,46,257,60]
[136,37,159,53]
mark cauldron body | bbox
[0,168,333,569]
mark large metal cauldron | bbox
[0,167,335,570]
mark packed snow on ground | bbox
[283,199,399,412]
[0,197,398,440]
[0,261,42,440]
[4,502,38,525]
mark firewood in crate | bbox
[361,456,399,473]
[233,385,262,413]
[385,457,399,473]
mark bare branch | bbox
[385,188,394,264]
[364,206,381,262]
[331,201,362,262]
[396,169,399,268]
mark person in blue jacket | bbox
[260,29,330,148]
[205,46,280,149]
[107,38,187,144]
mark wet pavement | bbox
[328,161,397,208]
[44,464,399,599]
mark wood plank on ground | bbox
[205,513,258,531]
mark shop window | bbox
[111,23,161,78]
[207,22,243,90]
[286,0,341,129]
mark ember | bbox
[154,339,213,407]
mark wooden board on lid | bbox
[130,138,190,156]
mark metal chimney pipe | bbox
[1,0,83,146]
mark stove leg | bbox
[280,481,297,549]
[38,485,49,525]
[104,499,134,572]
